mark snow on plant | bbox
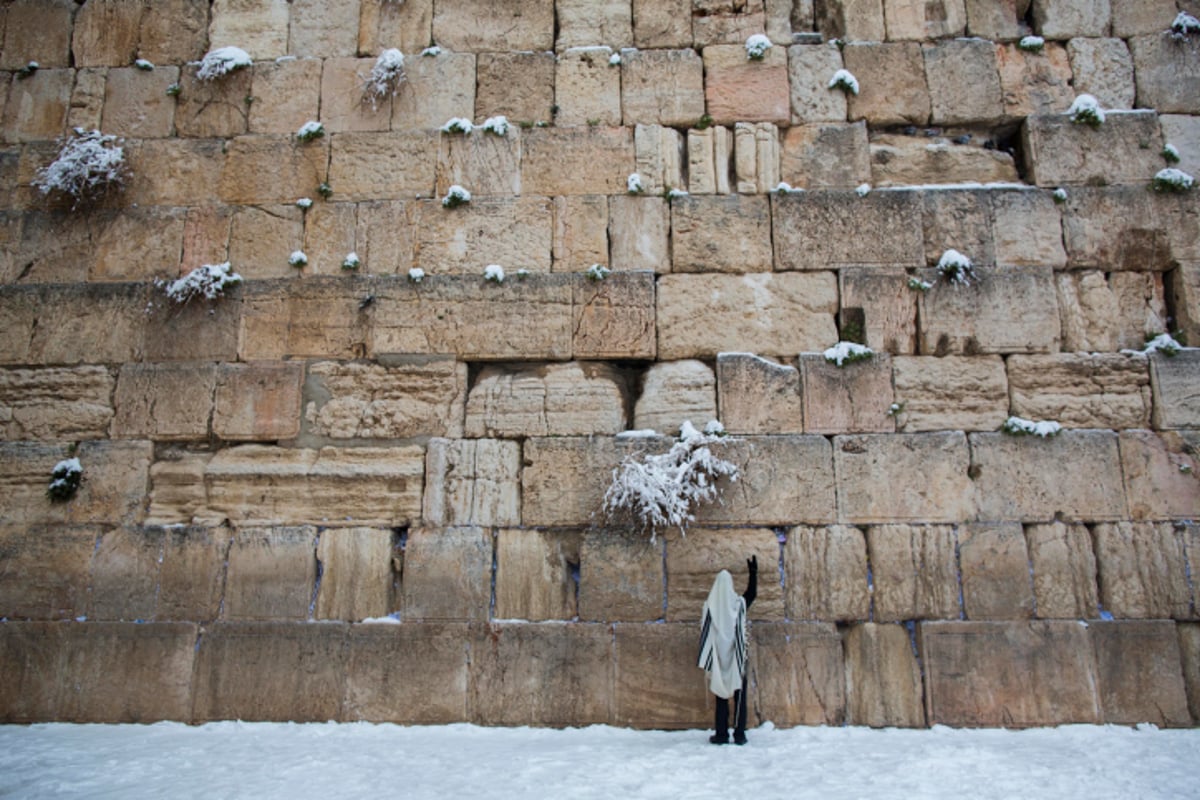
[627,172,645,194]
[421,45,442,57]
[1067,94,1104,127]
[774,181,802,193]
[1162,144,1181,164]
[1152,168,1195,193]
[46,457,82,502]
[478,115,510,136]
[667,188,689,199]
[483,264,505,283]
[823,341,874,366]
[1170,11,1200,38]
[586,264,611,281]
[602,420,738,538]
[441,117,473,134]
[288,250,308,268]
[887,401,905,417]
[1053,187,1068,204]
[514,268,530,280]
[362,48,406,110]
[855,183,871,197]
[341,252,361,271]
[33,128,127,205]
[296,197,313,210]
[1017,35,1045,53]
[166,82,181,97]
[196,46,252,81]
[408,267,426,283]
[907,276,933,292]
[16,61,38,79]
[162,262,243,304]
[1002,416,1062,438]
[828,69,859,96]
[609,52,622,66]
[134,58,155,71]
[442,184,471,208]
[937,248,975,286]
[318,182,333,199]
[1127,333,1183,357]
[745,34,772,60]
[296,120,325,142]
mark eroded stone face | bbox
[466,362,626,438]
[305,359,466,441]
[663,527,783,621]
[784,524,869,622]
[843,622,926,728]
[0,366,114,441]
[866,524,960,622]
[423,438,520,527]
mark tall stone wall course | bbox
[474,52,555,126]
[995,42,1075,119]
[773,190,923,269]
[494,528,579,621]
[0,439,151,526]
[866,524,960,622]
[1090,620,1192,726]
[1007,353,1152,430]
[784,524,869,621]
[554,48,623,129]
[0,365,115,441]
[663,527,783,621]
[916,265,1061,355]
[703,44,790,126]
[1066,37,1135,110]
[843,622,925,727]
[891,355,1008,432]
[0,0,76,71]
[400,526,493,622]
[357,0,433,56]
[1128,33,1200,115]
[0,524,100,621]
[835,432,975,524]
[1092,521,1192,620]
[1025,521,1099,619]
[958,522,1035,619]
[753,621,846,727]
[799,352,895,434]
[1022,111,1164,188]
[1118,430,1200,521]
[342,622,469,724]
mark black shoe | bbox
[732,731,747,746]
[709,734,729,745]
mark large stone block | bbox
[1160,115,1200,179]
[716,353,803,434]
[68,68,108,137]
[400,526,493,622]
[1,283,155,366]
[357,0,433,55]
[556,0,632,49]
[352,200,414,275]
[239,279,368,361]
[608,195,669,272]
[866,524,960,622]
[959,522,1035,620]
[1090,621,1191,726]
[1007,353,1151,430]
[1181,623,1200,722]
[1092,521,1191,620]
[884,0,966,39]
[799,352,894,434]
[466,362,626,438]
[124,139,225,207]
[733,121,780,194]
[632,0,691,48]
[839,269,916,355]
[90,208,190,283]
[843,42,930,126]
[1119,430,1200,521]
[991,189,1067,267]
[613,623,710,728]
[786,44,847,125]
[287,0,359,57]
[870,135,1019,187]
[1026,522,1099,619]
[435,128,522,198]
[102,66,179,138]
[1067,38,1135,110]
[391,50,476,132]
[633,360,716,434]
[431,0,554,51]
[686,125,733,194]
[555,49,622,127]
[318,57,392,133]
[753,622,846,726]
[474,51,555,125]
[298,202,357,276]
[1060,186,1172,271]
[212,362,303,441]
[144,454,213,527]
[0,622,68,721]
[1022,110,1164,188]
[1109,0,1176,36]
[834,432,975,524]
[157,525,233,622]
[343,622,469,723]
[315,528,396,621]
[1056,271,1167,352]
[843,623,925,727]
[995,42,1076,119]
[781,122,871,190]
[964,0,1024,39]
[249,57,323,135]
[920,620,1101,726]
[773,190,923,269]
[0,0,74,70]
[670,194,772,273]
[2,68,72,143]
[412,196,551,274]
[921,190,994,269]
[220,134,331,205]
[703,43,789,126]
[210,0,289,59]
[222,526,318,621]
[814,0,886,41]
[553,195,609,271]
[579,530,664,622]
[326,131,437,202]
[970,431,1127,522]
[691,0,767,46]
[621,48,705,127]
[521,126,634,196]
[1032,0,1111,38]
[175,64,251,138]
[136,0,209,65]
[87,526,164,621]
[0,440,151,526]
[0,524,98,620]
[144,281,242,365]
[71,0,142,67]
[494,529,579,621]
[924,39,1003,126]
[422,438,520,527]
[663,527,782,621]
[916,265,1060,355]
[784,525,869,622]
[891,355,1007,433]
[1129,34,1200,115]
[572,271,657,359]
[633,124,685,195]
[110,362,215,441]
[1150,350,1200,429]
[0,366,114,441]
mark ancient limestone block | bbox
[884,0,966,39]
[633,124,685,195]
[0,283,148,366]
[318,57,392,133]
[1026,521,1098,619]
[715,352,802,434]
[691,0,767,46]
[835,432,974,524]
[970,430,1127,522]
[66,68,106,132]
[222,526,318,621]
[572,271,657,359]
[0,0,74,70]
[357,0,433,55]
[844,623,926,727]
[354,200,414,275]
[287,0,359,57]
[226,205,304,280]
[466,362,625,438]
[870,136,1019,187]
[916,265,1060,355]
[558,0,633,49]
[867,524,959,621]
[221,134,331,205]
[0,366,114,441]
[298,202,357,276]
[474,51,555,125]
[422,438,520,527]
[71,0,142,67]
[212,362,303,441]
[753,622,846,726]
[891,355,1007,432]
[554,48,621,128]
[553,195,609,271]
[193,621,349,722]
[343,623,469,723]
[686,125,733,195]
[400,526,493,622]
[1008,353,1151,430]
[920,189,993,270]
[1022,110,1164,188]
[781,122,871,190]
[814,0,886,41]
[1061,186,1171,270]
[767,0,807,40]
[1032,0,1111,38]
[111,362,215,441]
[314,528,395,621]
[144,454,212,526]
[1159,115,1200,178]
[773,190,923,269]
[89,208,190,283]
[1067,38,1135,110]
[995,42,1075,120]
[991,189,1067,267]
[1091,621,1192,726]
[1150,351,1200,429]
[784,524,869,621]
[432,0,554,51]
[920,620,1101,725]
[1129,34,1200,115]
[101,66,178,138]
[239,279,368,361]
[412,196,551,274]
[1119,430,1200,521]
[800,352,894,435]
[1056,272,1166,352]
[703,43,789,126]
[839,269,917,355]
[578,530,664,622]
[663,527,782,620]
[964,0,1024,39]
[958,522,1035,620]
[621,48,705,127]
[924,39,1002,126]
[136,0,209,65]
[520,126,634,195]
[391,50,476,132]
[156,525,233,621]
[1182,623,1200,722]
[326,131,438,202]
[2,68,72,143]
[206,445,425,527]
[843,42,930,126]
[657,272,838,359]
[613,623,711,728]
[175,64,252,138]
[494,529,579,621]
[87,526,164,621]
[786,44,847,125]
[670,194,771,273]
[1093,521,1191,619]
[123,139,225,207]
[733,122,780,193]
[608,195,669,272]
[1,439,150,527]
[631,0,691,47]
[0,525,98,620]
[210,0,289,59]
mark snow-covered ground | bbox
[1,722,1197,799]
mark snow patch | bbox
[363,49,405,109]
[1002,416,1062,438]
[745,34,772,60]
[823,341,874,366]
[162,262,243,304]
[483,264,505,283]
[196,46,252,81]
[1067,94,1105,127]
[33,128,126,203]
[828,69,859,95]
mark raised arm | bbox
[743,555,757,610]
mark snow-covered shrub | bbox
[1017,35,1044,53]
[296,197,313,210]
[1132,333,1183,357]
[1002,416,1062,438]
[1170,11,1200,38]
[745,34,772,60]
[342,252,361,271]
[134,58,155,71]
[586,264,611,281]
[828,69,859,96]
[442,184,471,208]
[514,268,530,280]
[1053,187,1068,204]
[441,117,473,134]
[162,262,243,304]
[774,181,802,194]
[937,249,975,286]
[296,121,324,142]
[421,45,442,57]
[1162,144,1181,165]
[288,250,308,268]
[608,52,622,66]
[408,267,426,283]
[855,183,871,197]
[602,421,738,538]
[484,264,505,283]
[1067,94,1104,127]
[363,48,405,109]
[318,182,333,199]
[907,276,933,292]
[478,115,510,136]
[46,457,82,502]
[627,172,645,194]
[1152,168,1195,193]
[16,60,38,79]
[196,46,252,81]
[823,341,873,366]
[33,128,126,205]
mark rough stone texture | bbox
[135,0,208,64]
[572,271,657,360]
[1067,38,1135,110]
[991,189,1067,267]
[843,42,931,126]
[1118,430,1200,521]
[553,196,609,271]
[144,454,213,527]
[175,65,252,139]
[631,0,691,48]
[71,0,143,67]
[970,431,1127,523]
[620,49,705,127]
[671,195,772,273]
[922,191,995,269]
[0,440,151,526]
[3,68,72,143]
[1026,522,1099,619]
[466,362,627,438]
[557,0,632,49]
[753,622,846,727]
[315,528,395,621]
[1129,34,1200,115]
[663,527,781,621]
[221,526,317,622]
[734,122,780,194]
[891,355,1008,433]
[474,52,555,125]
[1150,351,1200,430]
[1159,115,1200,178]
[1181,624,1200,722]
[920,621,1101,726]
[843,623,926,728]
[1108,0,1175,35]
[238,279,368,361]
[578,531,664,622]
[799,353,894,435]
[633,360,716,434]
[212,362,303,441]
[299,202,357,276]
[1060,186,1174,271]
[995,42,1076,120]
[494,528,578,621]
[1022,111,1164,188]
[787,45,847,124]
[1090,621,1191,726]
[343,623,469,724]
[209,0,289,59]
[422,438,520,527]
[555,47,622,128]
[703,44,789,126]
[351,201,414,276]
[916,266,1060,355]
[958,523,1035,620]
[781,123,871,189]
[633,124,685,195]
[102,66,179,138]
[0,283,147,367]
[924,39,1003,126]
[412,197,551,274]
[391,51,477,132]
[608,195,669,272]
[834,432,975,524]
[357,0,434,55]
[0,366,114,441]
[1032,0,1111,38]
[715,353,803,435]
[1092,521,1191,620]
[156,525,233,621]
[692,0,768,46]
[319,57,393,134]
[1056,272,1167,353]
[432,0,554,51]
[1170,263,1200,347]
[870,136,1019,187]
[0,0,74,70]
[121,138,225,207]
[686,125,733,194]
[839,269,917,355]
[773,191,923,269]
[87,527,164,622]
[814,0,886,41]
[884,0,966,39]
[613,623,710,729]
[0,525,98,620]
[1007,354,1151,430]
[784,525,869,622]
[521,126,634,196]
[221,134,332,205]
[226,205,304,280]
[326,132,437,202]
[866,524,960,622]
[288,0,359,58]
[400,526,493,622]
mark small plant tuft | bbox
[296,197,313,210]
[1067,94,1105,128]
[823,341,874,367]
[695,113,714,130]
[478,115,510,137]
[1170,11,1200,39]
[745,34,772,60]
[483,264,505,284]
[1162,144,1181,164]
[341,252,361,271]
[1151,168,1195,193]
[440,117,473,134]
[46,457,83,502]
[421,45,442,57]
[609,51,622,66]
[907,276,934,292]
[627,172,645,195]
[828,69,859,96]
[514,268,530,280]
[887,401,906,417]
[16,61,39,79]
[1052,187,1068,204]
[1017,35,1045,53]
[288,251,308,268]
[441,184,471,208]
[937,249,975,286]
[33,128,126,206]
[408,267,426,283]
[586,263,611,281]
[166,82,181,97]
[134,58,155,71]
[161,262,243,304]
[317,182,333,199]
[296,120,325,142]
[1002,416,1062,438]
[363,48,406,109]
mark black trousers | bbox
[713,673,748,738]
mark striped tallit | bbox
[697,570,747,699]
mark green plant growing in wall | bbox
[46,456,82,502]
[33,128,127,207]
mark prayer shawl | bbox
[697,570,747,699]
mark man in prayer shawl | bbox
[697,556,757,744]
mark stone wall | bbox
[1,0,1198,728]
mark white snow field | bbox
[1,721,1197,799]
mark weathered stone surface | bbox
[175,65,252,139]
[800,353,894,434]
[145,454,213,526]
[157,525,233,621]
[691,0,767,46]
[111,362,215,441]
[686,125,733,194]
[353,200,414,275]
[315,528,395,621]
[671,195,772,273]
[87,527,163,621]
[521,126,634,196]
[868,524,960,622]
[0,283,146,366]
[658,272,838,359]
[0,366,114,441]
[298,201,357,276]
[553,195,609,271]
[916,265,1060,355]
[239,279,368,361]
[920,620,1101,726]
[995,42,1076,119]
[1007,354,1151,430]
[66,68,106,132]
[435,129,522,198]
[633,360,716,434]
[556,49,622,127]
[1026,522,1099,619]
[466,362,626,438]
[844,623,926,727]
[703,44,789,126]
[781,122,870,190]
[193,621,348,722]
[716,353,803,434]
[326,131,437,202]
[1032,0,1111,38]
[1060,186,1172,270]
[924,39,1003,126]
[631,0,691,48]
[412,196,551,274]
[90,208,191,283]
[964,0,1024,39]
[608,195,669,272]
[474,51,555,125]
[1119,430,1200,521]
[871,135,1019,187]
[884,0,966,39]
[288,0,359,57]
[814,0,886,41]
[0,440,151,526]
[970,430,1127,522]
[1129,34,1200,115]
[0,0,74,70]
[891,355,1007,432]
[1056,272,1167,353]
[1180,623,1200,722]
[0,623,69,720]
[633,124,685,195]
[71,0,141,67]
[432,0,554,51]
[392,51,476,132]
[959,522,1035,620]
[226,205,304,280]
[621,48,705,127]
[573,271,657,359]
[101,66,179,138]
[0,525,98,620]
[2,68,72,143]
[205,445,424,527]
[0,211,98,284]
[343,622,468,723]
[991,189,1067,267]
[784,525,869,622]
[1169,263,1200,347]
[221,134,331,204]
[1091,621,1191,726]
[613,623,710,728]
[1067,38,1135,110]
[839,269,916,355]
[1160,115,1200,179]
[136,0,209,65]
[556,0,632,49]
[1022,111,1163,188]
[422,438,520,527]
[213,362,303,441]
[319,57,393,134]
[357,0,433,55]
[753,622,846,726]
[843,42,930,126]
[787,44,847,124]
[123,139,225,207]
[1092,521,1191,620]
[774,190,923,269]
[733,121,780,194]
[400,526,493,622]
[835,432,974,524]
[210,0,289,59]
[222,526,317,621]
[663,527,782,621]
[579,530,664,622]
[494,528,579,621]
[1150,351,1200,430]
